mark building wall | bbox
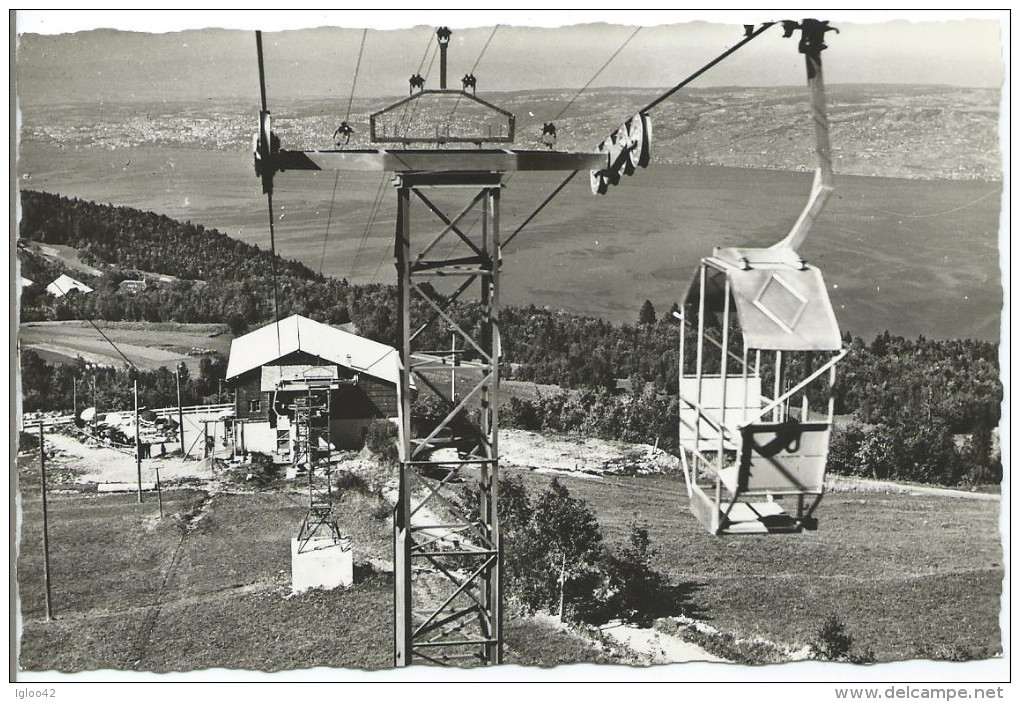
[228,352,398,452]
[232,371,270,422]
[239,420,279,456]
[237,418,381,455]
[119,280,147,294]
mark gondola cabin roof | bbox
[683,246,842,352]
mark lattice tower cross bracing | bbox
[253,115,602,669]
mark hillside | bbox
[17,190,1002,487]
[20,84,1001,181]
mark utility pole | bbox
[176,365,185,456]
[38,423,52,621]
[450,333,457,401]
[154,458,164,519]
[72,378,76,418]
[134,380,143,503]
[91,368,98,435]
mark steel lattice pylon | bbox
[293,385,342,551]
[393,171,503,667]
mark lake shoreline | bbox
[16,142,1003,342]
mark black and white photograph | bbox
[11,9,1009,689]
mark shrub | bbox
[915,643,994,661]
[363,420,398,464]
[368,497,392,520]
[959,421,1002,486]
[333,470,370,495]
[19,431,40,453]
[505,397,543,431]
[498,478,608,622]
[810,614,874,663]
[811,614,854,660]
[224,451,282,490]
[498,479,688,627]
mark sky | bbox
[13,9,1010,35]
[13,10,1008,98]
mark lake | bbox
[17,140,1003,341]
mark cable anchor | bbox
[333,121,354,147]
[540,122,557,149]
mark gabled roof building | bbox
[46,274,93,298]
[226,315,404,455]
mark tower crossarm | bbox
[265,148,604,178]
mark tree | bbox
[638,300,656,325]
[20,349,53,411]
[827,424,865,476]
[667,301,681,323]
[603,522,665,625]
[530,479,605,620]
[226,314,249,337]
[961,419,1001,485]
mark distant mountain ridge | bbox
[15,21,1004,105]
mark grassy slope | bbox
[511,470,1003,662]
[17,465,1003,671]
[16,476,617,672]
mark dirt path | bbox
[500,429,677,476]
[827,475,1000,501]
[43,430,214,485]
[598,620,727,664]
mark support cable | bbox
[871,188,1001,219]
[317,171,341,275]
[403,39,441,139]
[510,23,777,253]
[344,28,368,123]
[552,26,642,122]
[640,22,775,114]
[397,30,437,133]
[313,29,374,280]
[349,174,389,280]
[447,25,500,120]
[503,171,578,250]
[369,216,403,284]
[266,192,283,358]
[40,282,140,373]
[495,28,641,254]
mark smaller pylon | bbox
[293,386,342,551]
[290,383,353,593]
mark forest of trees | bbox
[18,190,1004,485]
[20,349,226,414]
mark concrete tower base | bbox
[291,536,353,593]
